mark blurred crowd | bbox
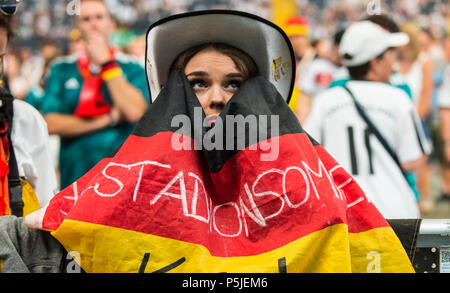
[3,0,450,217]
[6,0,449,99]
[9,0,449,44]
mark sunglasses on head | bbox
[0,0,19,16]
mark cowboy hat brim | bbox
[145,10,296,103]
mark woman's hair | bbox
[171,43,258,79]
[347,50,390,80]
[399,22,422,61]
[347,62,371,80]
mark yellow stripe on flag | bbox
[349,226,415,273]
[52,220,414,273]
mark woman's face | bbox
[184,48,245,122]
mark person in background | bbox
[68,28,85,55]
[437,35,450,202]
[419,27,446,66]
[0,2,58,217]
[397,22,435,213]
[304,21,430,219]
[282,15,315,123]
[19,43,59,92]
[297,32,348,109]
[25,39,62,111]
[328,15,423,202]
[125,34,146,67]
[420,27,450,208]
[4,50,28,99]
[24,40,62,184]
[328,29,349,80]
[330,15,414,99]
[41,0,150,189]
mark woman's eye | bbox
[226,80,242,89]
[190,80,207,89]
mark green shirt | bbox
[42,53,150,189]
[25,85,46,111]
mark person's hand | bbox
[88,108,122,130]
[108,107,122,127]
[84,30,112,65]
[24,207,46,229]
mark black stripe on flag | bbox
[125,70,316,172]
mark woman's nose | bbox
[206,85,227,111]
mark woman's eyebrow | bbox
[226,73,244,78]
[185,72,244,78]
[186,71,208,77]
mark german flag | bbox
[36,70,414,273]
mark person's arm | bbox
[45,109,119,138]
[41,59,121,138]
[396,96,431,172]
[85,31,148,123]
[102,73,148,123]
[441,108,450,161]
[417,57,434,119]
[401,155,427,173]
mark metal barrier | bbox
[414,219,450,273]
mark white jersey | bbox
[11,99,59,208]
[304,81,429,219]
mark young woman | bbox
[2,11,415,273]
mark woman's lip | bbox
[205,114,219,126]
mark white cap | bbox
[145,10,296,103]
[339,21,409,67]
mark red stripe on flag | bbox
[44,132,388,256]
